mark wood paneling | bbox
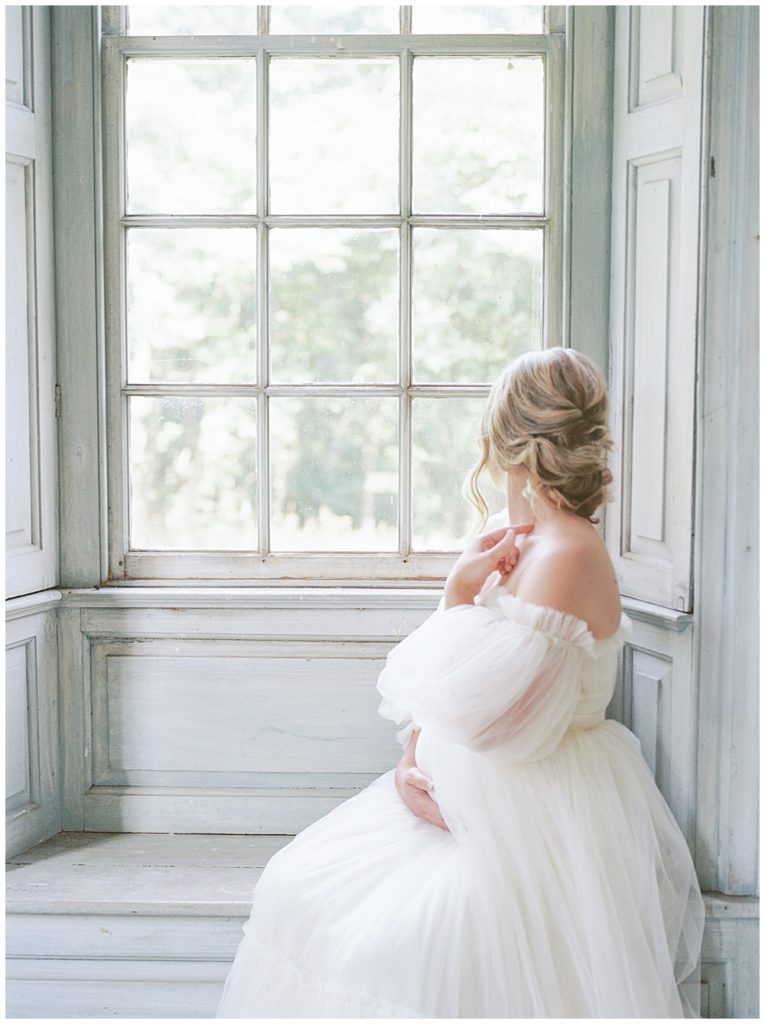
[5,641,37,814]
[606,6,705,612]
[693,5,759,900]
[629,5,684,109]
[60,600,407,833]
[5,5,58,599]
[606,609,696,840]
[5,596,62,857]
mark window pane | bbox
[129,397,258,550]
[412,228,542,383]
[126,58,256,215]
[270,6,400,33]
[270,397,398,551]
[127,228,257,384]
[128,6,259,34]
[411,5,543,34]
[412,396,504,550]
[269,228,398,384]
[269,58,399,214]
[412,56,544,215]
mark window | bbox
[101,5,566,583]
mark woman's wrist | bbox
[443,580,476,610]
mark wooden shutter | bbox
[605,6,706,612]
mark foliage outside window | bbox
[101,5,564,582]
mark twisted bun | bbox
[466,346,615,526]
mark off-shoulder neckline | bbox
[477,580,631,648]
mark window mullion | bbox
[104,39,130,579]
[399,45,413,557]
[544,32,566,349]
[256,42,270,556]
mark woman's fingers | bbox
[402,771,450,831]
[479,523,534,559]
[415,792,449,830]
[481,524,534,573]
[404,766,433,792]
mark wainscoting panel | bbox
[59,592,420,834]
[5,596,62,857]
[606,606,695,840]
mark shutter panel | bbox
[606,6,706,612]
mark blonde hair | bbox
[466,346,615,529]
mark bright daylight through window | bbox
[102,4,560,582]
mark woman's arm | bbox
[393,728,449,831]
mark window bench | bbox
[6,831,292,1018]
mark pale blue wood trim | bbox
[567,6,613,372]
[51,7,108,587]
[693,4,759,898]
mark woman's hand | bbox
[394,730,449,831]
[443,522,535,609]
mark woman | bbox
[215,347,705,1018]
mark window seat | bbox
[6,831,292,1019]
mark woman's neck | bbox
[503,482,587,536]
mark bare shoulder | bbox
[511,525,622,641]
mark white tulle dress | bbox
[215,576,706,1019]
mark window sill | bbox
[59,584,445,611]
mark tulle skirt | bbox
[215,718,705,1018]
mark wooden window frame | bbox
[100,5,568,585]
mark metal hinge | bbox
[54,384,62,418]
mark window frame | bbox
[100,5,568,584]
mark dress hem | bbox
[216,928,428,1019]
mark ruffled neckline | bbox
[475,581,633,656]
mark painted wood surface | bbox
[5,597,62,857]
[567,6,613,374]
[606,6,705,612]
[5,5,58,598]
[54,586,704,841]
[692,5,759,899]
[51,5,108,587]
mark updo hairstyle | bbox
[466,346,615,528]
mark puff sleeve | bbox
[376,589,598,763]
[376,592,446,751]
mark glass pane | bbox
[269,58,398,214]
[269,228,398,383]
[127,228,257,384]
[128,6,259,34]
[412,228,543,383]
[126,58,256,215]
[270,397,398,551]
[270,6,400,33]
[129,397,258,550]
[411,5,543,33]
[412,56,544,214]
[412,396,504,551]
